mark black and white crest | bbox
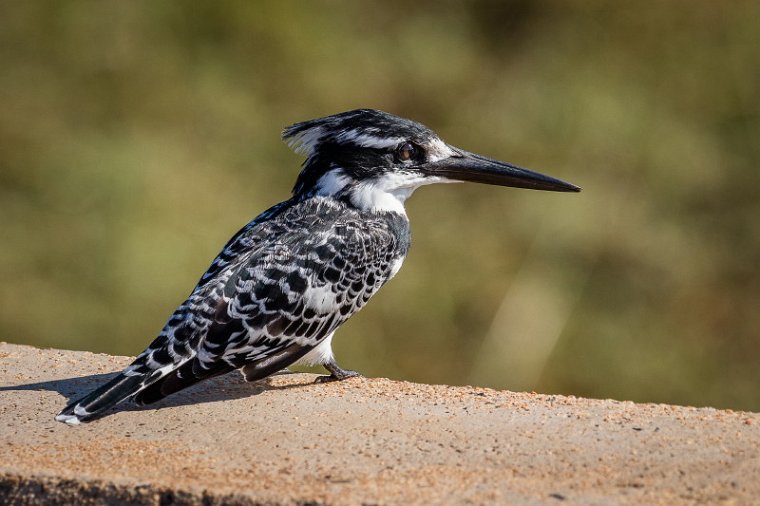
[56,109,579,424]
[283,109,455,197]
[284,109,434,158]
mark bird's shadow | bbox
[0,369,320,422]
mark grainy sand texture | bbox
[1,342,758,505]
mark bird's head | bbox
[283,109,580,214]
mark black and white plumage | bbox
[56,109,580,424]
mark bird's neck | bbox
[307,168,410,215]
[305,166,447,216]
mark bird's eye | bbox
[397,142,417,162]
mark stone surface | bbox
[0,342,758,505]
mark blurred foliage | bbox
[1,1,758,410]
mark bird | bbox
[56,109,580,424]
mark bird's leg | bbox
[316,358,361,383]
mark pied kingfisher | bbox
[57,109,580,424]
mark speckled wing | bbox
[56,199,297,420]
[57,196,409,420]
[131,197,409,403]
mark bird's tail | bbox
[55,373,148,425]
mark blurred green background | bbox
[1,1,758,411]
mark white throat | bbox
[315,168,454,215]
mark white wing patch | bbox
[303,282,339,313]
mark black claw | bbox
[315,370,361,383]
[318,360,361,383]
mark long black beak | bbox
[421,149,581,192]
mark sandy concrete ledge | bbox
[0,342,758,505]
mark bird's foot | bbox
[315,370,361,383]
[315,360,362,383]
